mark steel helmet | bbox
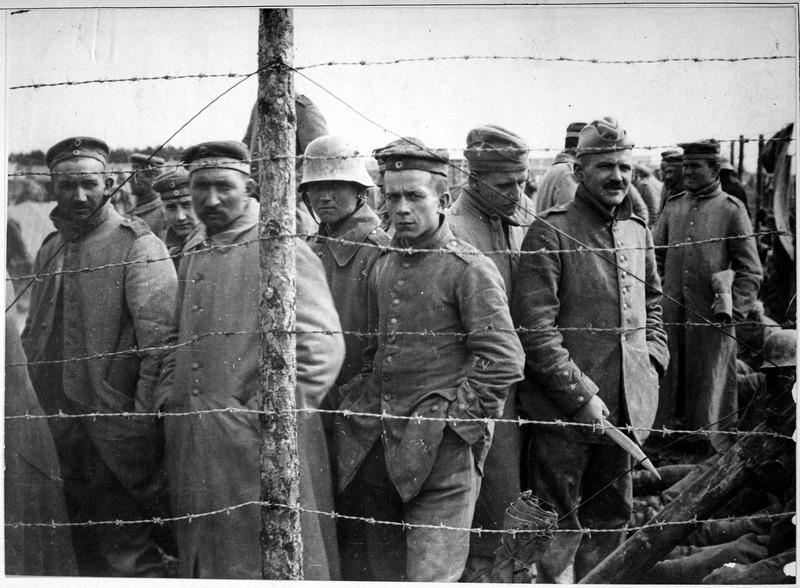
[760,329,797,369]
[299,135,374,189]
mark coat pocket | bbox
[445,382,489,446]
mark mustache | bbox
[603,181,626,190]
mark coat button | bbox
[576,395,584,402]
[385,356,393,363]
[402,262,411,268]
[562,370,569,377]
[383,394,392,401]
[396,279,405,287]
[191,362,200,370]
[389,318,398,325]
[191,387,200,396]
[431,404,439,412]
[191,304,201,312]
[392,298,400,306]
[569,383,576,391]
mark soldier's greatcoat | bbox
[653,180,762,436]
[159,200,345,580]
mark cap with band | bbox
[373,137,449,178]
[46,136,110,170]
[576,117,634,156]
[152,167,191,201]
[182,140,251,175]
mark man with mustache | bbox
[446,124,534,582]
[22,136,178,576]
[653,140,761,451]
[152,166,203,269]
[513,117,669,583]
[157,140,345,579]
[334,139,524,582]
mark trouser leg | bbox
[528,428,591,584]
[353,440,407,581]
[573,443,632,580]
[404,428,481,582]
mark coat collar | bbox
[207,198,259,246]
[391,214,454,253]
[687,179,723,199]
[573,183,634,223]
[49,202,114,241]
[317,205,382,267]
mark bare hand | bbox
[573,395,610,434]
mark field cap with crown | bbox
[130,152,165,169]
[660,149,683,166]
[182,140,251,175]
[464,125,528,172]
[575,117,634,157]
[152,167,190,201]
[678,139,720,161]
[374,137,449,178]
[46,136,109,169]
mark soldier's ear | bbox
[104,176,114,191]
[245,177,257,195]
[573,160,585,183]
[438,191,451,212]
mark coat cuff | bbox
[545,366,599,415]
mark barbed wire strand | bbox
[8,53,796,90]
[5,405,794,442]
[4,229,792,284]
[8,135,795,176]
[4,499,794,535]
[7,320,795,369]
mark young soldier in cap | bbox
[299,135,391,580]
[447,124,533,581]
[653,140,761,450]
[659,149,684,212]
[22,136,178,576]
[156,140,344,580]
[334,138,524,582]
[534,122,586,214]
[128,152,168,239]
[633,164,664,228]
[152,166,203,269]
[513,117,669,583]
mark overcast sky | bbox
[4,4,798,171]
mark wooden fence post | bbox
[256,7,302,580]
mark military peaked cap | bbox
[130,152,166,168]
[678,139,721,161]
[182,140,251,175]
[152,166,191,200]
[373,137,449,178]
[576,116,634,156]
[45,136,109,169]
[660,149,683,165]
[464,125,529,172]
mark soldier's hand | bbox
[573,395,609,434]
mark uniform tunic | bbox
[653,180,762,439]
[159,199,345,580]
[336,219,524,499]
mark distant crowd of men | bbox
[9,96,789,583]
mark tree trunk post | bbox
[256,8,302,580]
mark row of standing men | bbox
[14,111,761,582]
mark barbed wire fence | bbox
[5,8,796,581]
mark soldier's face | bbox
[51,158,109,221]
[575,150,633,209]
[384,169,447,241]
[164,196,199,238]
[305,181,361,224]
[682,159,716,191]
[473,169,528,216]
[189,168,251,235]
[662,164,683,189]
[130,166,158,197]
